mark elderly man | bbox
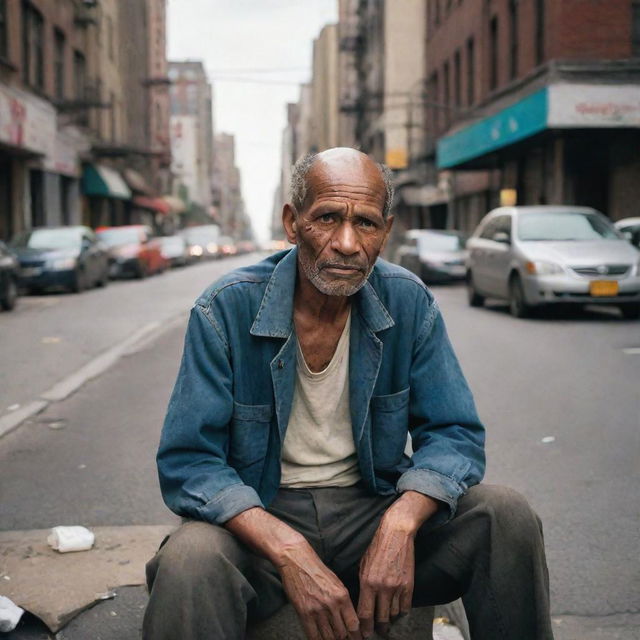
[143,148,553,640]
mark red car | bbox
[96,225,168,278]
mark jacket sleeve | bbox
[156,303,264,525]
[397,301,485,524]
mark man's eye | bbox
[319,214,335,223]
[359,219,375,228]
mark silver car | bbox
[466,206,640,319]
[394,229,467,283]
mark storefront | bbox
[437,83,640,222]
[81,164,132,228]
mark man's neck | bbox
[294,270,352,324]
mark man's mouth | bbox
[322,264,363,276]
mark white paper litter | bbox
[47,526,95,553]
[541,436,556,444]
[0,595,24,633]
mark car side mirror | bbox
[492,231,511,244]
[622,231,633,242]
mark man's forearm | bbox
[225,506,309,567]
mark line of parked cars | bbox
[394,206,640,320]
[0,224,255,312]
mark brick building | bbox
[427,0,640,233]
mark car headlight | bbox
[49,257,77,270]
[525,260,564,275]
[189,245,203,257]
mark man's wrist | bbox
[381,491,440,536]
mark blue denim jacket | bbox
[157,248,485,526]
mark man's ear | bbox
[380,214,394,252]
[282,203,298,244]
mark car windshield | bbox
[11,228,82,250]
[97,228,143,246]
[517,212,620,241]
[161,237,183,247]
[417,233,464,252]
[182,227,218,242]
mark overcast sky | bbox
[167,0,338,241]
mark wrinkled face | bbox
[285,153,392,297]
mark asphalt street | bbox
[0,255,639,639]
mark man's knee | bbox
[465,484,543,546]
[148,520,244,588]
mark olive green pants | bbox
[143,484,553,640]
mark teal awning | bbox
[437,88,548,169]
[82,164,131,199]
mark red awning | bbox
[132,196,171,214]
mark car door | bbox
[485,215,513,298]
[469,217,499,294]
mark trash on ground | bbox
[0,595,24,633]
[47,526,95,553]
[541,436,556,444]
[95,591,117,601]
[7,404,20,412]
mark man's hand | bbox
[278,539,362,640]
[226,507,361,640]
[357,492,439,638]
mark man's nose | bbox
[331,221,359,255]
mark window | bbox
[454,49,461,108]
[54,29,65,101]
[509,0,518,79]
[74,50,86,99]
[443,60,450,126]
[466,37,475,105]
[633,2,640,57]
[0,0,8,60]
[22,2,44,91]
[107,15,114,61]
[535,0,545,64]
[489,15,498,91]
[429,70,439,132]
[434,0,441,26]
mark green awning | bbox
[82,164,131,200]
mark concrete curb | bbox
[0,316,182,441]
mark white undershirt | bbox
[280,311,361,488]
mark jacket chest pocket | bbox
[370,387,410,470]
[230,402,272,470]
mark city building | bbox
[212,132,252,241]
[0,0,174,240]
[429,0,640,232]
[168,60,214,212]
[0,0,95,239]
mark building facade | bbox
[429,0,640,232]
[168,60,214,211]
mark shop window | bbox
[22,1,44,91]
[0,0,8,61]
[466,37,475,105]
[74,50,86,100]
[54,29,65,101]
[535,0,545,64]
[509,0,519,80]
[489,15,498,91]
[443,60,450,126]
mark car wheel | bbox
[620,304,640,320]
[1,277,18,311]
[508,274,533,318]
[71,268,86,293]
[96,269,108,287]
[466,272,484,307]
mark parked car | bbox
[218,235,237,257]
[10,226,109,294]
[96,225,167,278]
[466,206,640,319]
[0,240,19,311]
[180,225,221,260]
[614,217,640,248]
[158,235,189,268]
[394,229,467,283]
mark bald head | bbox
[290,148,394,219]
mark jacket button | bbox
[277,359,284,369]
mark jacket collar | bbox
[250,247,395,338]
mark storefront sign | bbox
[0,85,55,156]
[547,84,640,127]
